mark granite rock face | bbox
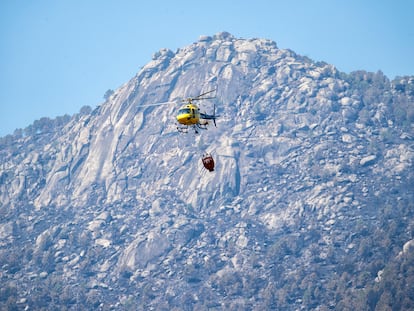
[1,32,414,310]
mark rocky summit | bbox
[1,32,414,310]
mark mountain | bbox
[1,31,414,310]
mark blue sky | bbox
[1,0,413,137]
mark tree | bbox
[79,105,92,115]
[104,89,114,100]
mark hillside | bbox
[1,32,414,310]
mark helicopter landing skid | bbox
[177,124,208,134]
[194,124,209,134]
[177,125,189,133]
[197,123,208,130]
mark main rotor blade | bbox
[137,101,176,107]
[194,89,216,99]
[191,96,216,101]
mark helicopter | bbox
[141,89,219,134]
[175,89,219,133]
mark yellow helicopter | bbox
[141,89,219,133]
[175,89,219,133]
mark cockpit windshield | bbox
[178,108,191,114]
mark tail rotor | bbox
[213,103,217,127]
